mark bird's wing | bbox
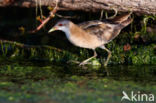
[78,20,103,29]
[77,12,132,43]
[78,20,119,43]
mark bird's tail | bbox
[119,18,133,29]
[108,11,133,29]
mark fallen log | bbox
[0,0,156,15]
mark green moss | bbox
[0,41,155,66]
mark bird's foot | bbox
[67,60,80,64]
[67,60,91,66]
[79,61,91,66]
[104,55,111,67]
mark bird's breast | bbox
[66,30,104,49]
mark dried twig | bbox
[30,0,59,33]
[99,9,104,20]
[0,39,62,52]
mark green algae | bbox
[0,63,156,103]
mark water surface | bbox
[0,62,156,103]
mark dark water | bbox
[0,62,156,103]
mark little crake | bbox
[49,12,133,66]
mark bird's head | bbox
[48,19,70,33]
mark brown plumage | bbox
[48,12,133,66]
[78,12,133,43]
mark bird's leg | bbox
[100,45,112,66]
[79,49,97,66]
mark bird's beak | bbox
[48,27,58,33]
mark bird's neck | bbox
[61,27,71,39]
[62,22,87,40]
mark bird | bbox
[48,12,133,66]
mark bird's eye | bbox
[58,24,63,26]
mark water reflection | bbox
[0,61,156,84]
[63,64,156,83]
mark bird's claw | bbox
[67,60,91,66]
[79,61,91,66]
